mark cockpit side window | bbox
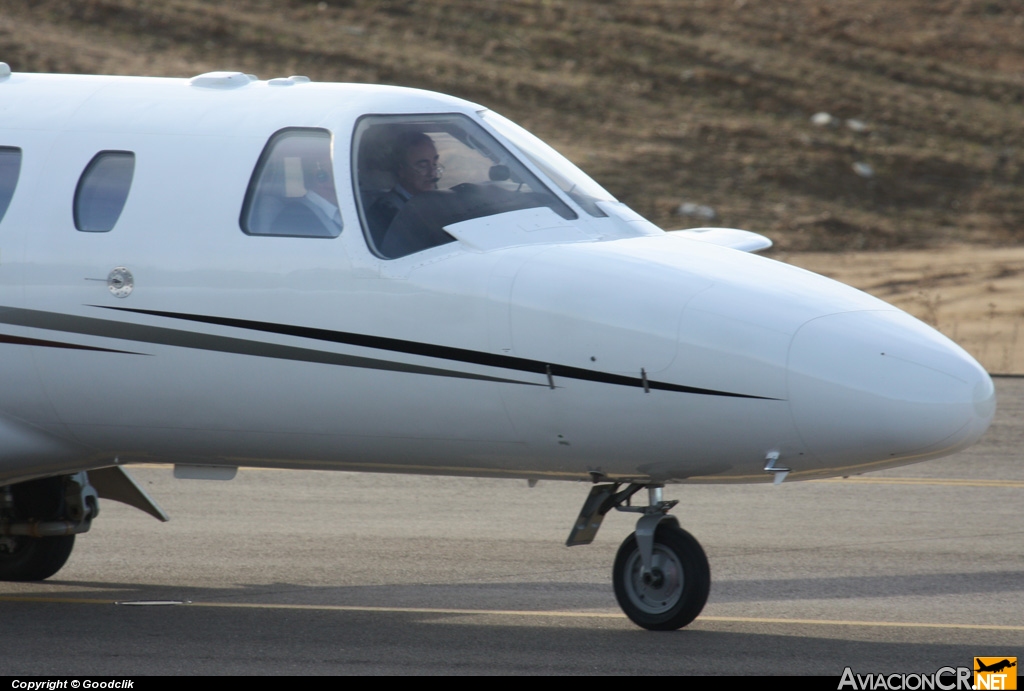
[0,147,21,225]
[74,151,135,232]
[353,114,576,260]
[240,128,342,238]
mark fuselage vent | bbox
[189,71,256,89]
[267,75,312,86]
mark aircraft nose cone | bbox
[787,310,995,469]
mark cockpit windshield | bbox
[353,113,577,260]
[480,110,615,218]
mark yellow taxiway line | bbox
[814,476,1024,489]
[2,595,1022,632]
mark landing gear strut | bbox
[568,483,710,631]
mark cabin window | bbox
[0,147,22,225]
[240,128,342,238]
[353,114,576,260]
[74,151,135,232]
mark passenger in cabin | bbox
[272,155,343,237]
[365,131,442,245]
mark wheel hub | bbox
[625,547,684,614]
[641,568,664,588]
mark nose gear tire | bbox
[613,524,710,631]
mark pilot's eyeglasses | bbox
[410,161,444,177]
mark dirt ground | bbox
[1,0,1021,370]
[3,0,1021,247]
[777,246,1024,373]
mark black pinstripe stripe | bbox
[97,305,778,400]
[0,306,535,386]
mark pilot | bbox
[272,155,343,237]
[365,131,442,246]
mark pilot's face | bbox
[397,140,440,194]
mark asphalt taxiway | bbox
[2,379,1021,675]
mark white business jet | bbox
[0,65,996,630]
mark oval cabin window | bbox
[74,151,136,232]
[0,147,22,225]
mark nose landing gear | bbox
[613,516,710,630]
[568,483,710,630]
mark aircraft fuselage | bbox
[0,70,994,487]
